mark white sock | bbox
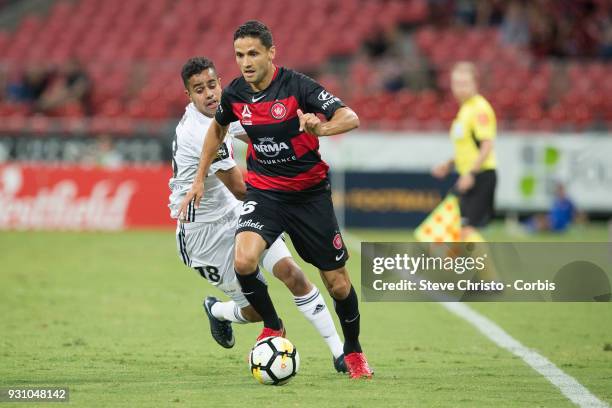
[211,300,248,324]
[294,286,344,359]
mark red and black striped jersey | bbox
[215,66,345,198]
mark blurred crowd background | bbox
[0,0,610,231]
[0,0,611,134]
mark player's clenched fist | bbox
[297,109,322,135]
[177,181,204,222]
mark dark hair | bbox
[181,57,216,88]
[233,20,273,48]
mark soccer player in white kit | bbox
[169,57,346,372]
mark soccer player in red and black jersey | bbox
[178,20,372,379]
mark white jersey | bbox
[168,103,245,222]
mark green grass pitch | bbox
[1,223,611,407]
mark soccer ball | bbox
[249,336,300,385]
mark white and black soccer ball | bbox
[249,336,300,385]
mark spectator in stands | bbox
[527,4,561,58]
[96,136,122,168]
[6,64,51,105]
[38,58,91,115]
[441,0,610,59]
[598,20,612,60]
[526,0,605,59]
[379,59,406,92]
[82,135,123,168]
[500,1,530,47]
[427,0,454,26]
[454,0,478,26]
[363,26,395,58]
[563,1,600,57]
[449,0,505,27]
[474,0,504,26]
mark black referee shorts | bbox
[236,189,348,271]
[459,169,497,228]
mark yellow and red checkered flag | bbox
[414,194,461,242]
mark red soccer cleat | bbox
[344,352,374,379]
[256,320,286,341]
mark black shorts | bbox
[459,169,497,228]
[236,189,348,271]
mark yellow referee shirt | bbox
[450,94,497,175]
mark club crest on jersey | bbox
[241,105,253,125]
[332,233,343,250]
[270,101,287,120]
[253,137,290,158]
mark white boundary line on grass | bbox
[439,302,609,408]
[343,232,609,408]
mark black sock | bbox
[333,285,362,354]
[235,267,281,330]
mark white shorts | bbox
[175,205,291,308]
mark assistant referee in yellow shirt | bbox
[432,62,497,242]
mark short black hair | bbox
[181,57,216,88]
[233,20,273,49]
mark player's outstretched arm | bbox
[297,107,359,137]
[177,119,228,221]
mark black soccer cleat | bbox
[334,353,348,373]
[203,296,235,349]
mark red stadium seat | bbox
[547,105,567,122]
[0,116,28,132]
[29,116,53,134]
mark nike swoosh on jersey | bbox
[335,250,345,261]
[344,313,360,323]
[252,94,266,102]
